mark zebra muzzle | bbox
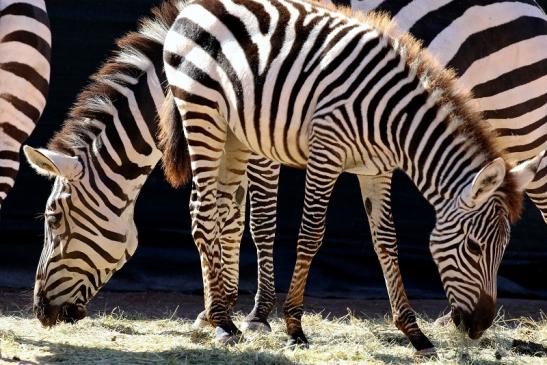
[451,291,495,340]
[34,296,87,327]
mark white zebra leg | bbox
[525,154,547,223]
[358,174,436,355]
[283,139,343,348]
[242,156,280,332]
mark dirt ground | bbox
[1,288,545,321]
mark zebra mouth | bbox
[34,300,87,327]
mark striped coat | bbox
[0,0,50,210]
[159,0,543,350]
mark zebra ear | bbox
[461,157,506,208]
[508,150,545,192]
[23,146,83,180]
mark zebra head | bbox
[430,152,544,339]
[24,146,138,327]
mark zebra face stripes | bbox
[25,146,138,324]
[22,1,181,325]
[159,0,542,347]
[0,0,50,210]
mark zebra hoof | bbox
[214,326,243,346]
[192,311,210,329]
[286,331,309,349]
[414,347,438,359]
[241,319,272,332]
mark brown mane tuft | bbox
[47,0,184,155]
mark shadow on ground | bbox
[2,337,298,365]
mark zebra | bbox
[0,0,50,211]
[22,0,545,347]
[22,0,277,330]
[209,0,547,346]
[158,0,544,351]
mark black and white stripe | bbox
[0,0,50,210]
[159,0,543,350]
[341,0,547,352]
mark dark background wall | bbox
[0,0,545,300]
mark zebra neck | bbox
[396,103,492,211]
[76,68,164,211]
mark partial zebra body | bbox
[160,0,542,350]
[221,0,547,346]
[23,0,276,330]
[353,0,547,219]
[0,0,50,210]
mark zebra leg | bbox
[241,156,280,332]
[526,154,547,223]
[193,174,246,329]
[183,118,242,344]
[358,174,436,355]
[217,140,250,310]
[283,141,342,348]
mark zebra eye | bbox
[46,213,62,229]
[467,237,482,255]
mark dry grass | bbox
[0,308,546,364]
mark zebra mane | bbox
[306,1,523,220]
[47,0,185,156]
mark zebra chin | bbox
[33,295,87,327]
[451,290,496,340]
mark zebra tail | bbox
[158,88,191,188]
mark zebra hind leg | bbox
[193,172,247,330]
[283,140,343,348]
[358,174,437,357]
[241,156,280,332]
[212,132,252,343]
[181,116,242,345]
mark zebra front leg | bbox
[284,142,343,347]
[358,174,436,356]
[526,153,547,223]
[242,156,280,332]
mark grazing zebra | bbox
[22,0,277,329]
[212,0,547,345]
[159,0,544,351]
[0,0,50,211]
